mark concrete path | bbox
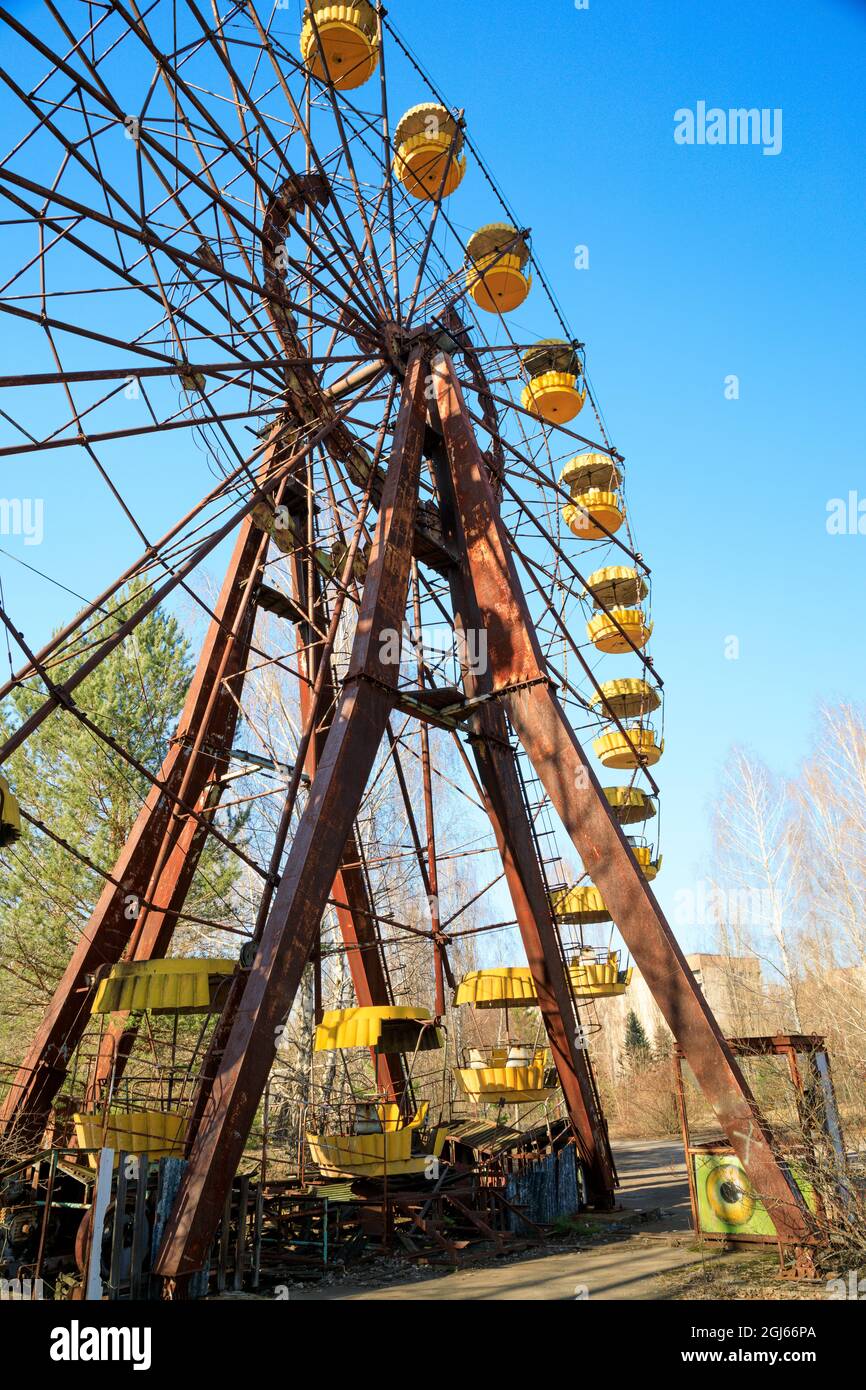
[613,1137,693,1230]
[289,1236,722,1301]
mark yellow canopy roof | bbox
[604,786,657,824]
[466,222,531,268]
[306,0,377,36]
[454,967,539,1008]
[394,102,462,150]
[92,957,235,1015]
[590,678,661,721]
[559,452,622,493]
[522,338,582,379]
[550,884,612,925]
[314,1006,442,1053]
[585,566,648,610]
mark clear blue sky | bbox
[1,0,864,950]
[410,0,865,943]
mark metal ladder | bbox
[511,736,608,1073]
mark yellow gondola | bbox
[560,453,622,494]
[452,969,558,1103]
[590,678,661,721]
[562,490,624,540]
[393,103,466,201]
[587,606,652,654]
[549,883,611,925]
[465,223,532,313]
[629,844,663,880]
[300,2,380,90]
[584,565,647,610]
[453,1047,555,1104]
[594,723,663,769]
[306,1102,448,1178]
[521,340,585,423]
[307,1006,445,1178]
[0,774,21,847]
[568,950,632,999]
[604,786,657,825]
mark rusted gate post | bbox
[153,351,429,1281]
[431,352,813,1247]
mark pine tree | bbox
[653,1027,673,1062]
[0,585,243,1061]
[624,1009,652,1070]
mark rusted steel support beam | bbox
[154,351,429,1280]
[432,353,814,1246]
[430,442,616,1205]
[288,537,405,1101]
[472,739,617,1204]
[0,514,266,1146]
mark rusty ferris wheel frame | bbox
[0,1,813,1288]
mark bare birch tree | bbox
[713,747,803,1029]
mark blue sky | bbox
[409,0,865,943]
[1,0,864,951]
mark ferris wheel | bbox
[0,1,812,1291]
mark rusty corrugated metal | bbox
[446,1120,525,1155]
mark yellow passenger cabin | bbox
[584,566,647,611]
[603,785,657,825]
[306,1006,447,1179]
[300,2,380,90]
[629,841,663,881]
[560,453,622,494]
[393,103,466,201]
[465,223,532,313]
[454,1046,556,1104]
[306,1101,448,1179]
[521,340,586,423]
[587,606,652,654]
[452,969,558,1104]
[71,957,239,1165]
[563,490,624,540]
[568,949,632,999]
[590,678,660,722]
[593,723,663,769]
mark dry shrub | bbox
[600,1057,681,1138]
